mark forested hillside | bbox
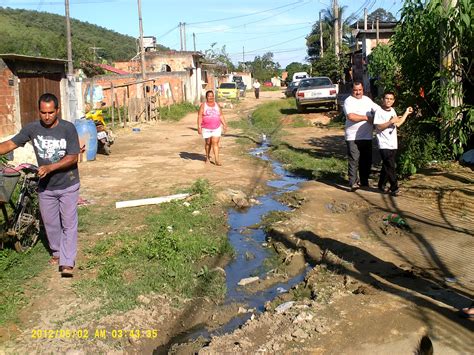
[0,7,167,64]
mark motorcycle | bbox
[84,107,115,155]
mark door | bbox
[18,73,62,127]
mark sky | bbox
[0,0,403,68]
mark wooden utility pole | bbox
[333,0,339,56]
[319,10,324,58]
[193,32,196,51]
[137,0,146,79]
[64,0,77,119]
[376,17,379,45]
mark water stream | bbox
[156,141,309,352]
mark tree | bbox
[246,52,280,82]
[311,51,344,83]
[203,43,235,73]
[367,8,397,22]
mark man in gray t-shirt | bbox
[0,93,80,277]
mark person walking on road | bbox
[197,90,227,166]
[0,93,81,277]
[374,91,413,196]
[343,82,380,191]
[253,80,261,99]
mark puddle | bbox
[155,141,309,352]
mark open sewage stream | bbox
[156,141,310,353]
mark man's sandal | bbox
[61,266,74,278]
[48,256,59,265]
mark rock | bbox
[293,312,314,323]
[192,210,201,216]
[244,251,256,260]
[292,328,309,339]
[212,267,226,277]
[182,201,191,207]
[238,307,249,314]
[137,295,151,305]
[232,196,250,209]
[238,276,259,286]
[275,301,295,314]
[249,198,261,205]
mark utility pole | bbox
[179,22,183,51]
[333,0,339,57]
[193,32,196,52]
[64,0,77,120]
[319,10,324,58]
[137,0,146,79]
[183,22,187,51]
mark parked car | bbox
[217,82,239,100]
[285,81,299,98]
[295,77,338,112]
[263,81,273,87]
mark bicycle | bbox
[0,163,41,252]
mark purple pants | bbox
[38,183,80,268]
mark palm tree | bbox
[321,5,358,51]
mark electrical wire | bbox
[186,0,305,26]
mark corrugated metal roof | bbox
[0,53,67,64]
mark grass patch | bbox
[0,243,49,325]
[290,116,313,128]
[249,98,295,136]
[159,102,199,121]
[270,144,346,181]
[261,86,283,92]
[74,179,232,314]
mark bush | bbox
[398,119,450,176]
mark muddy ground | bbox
[1,90,473,354]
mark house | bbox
[349,20,398,94]
[0,54,68,138]
[114,51,204,103]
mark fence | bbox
[81,71,191,127]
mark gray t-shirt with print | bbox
[11,119,80,191]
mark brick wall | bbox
[0,65,16,137]
[81,72,189,110]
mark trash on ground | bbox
[238,276,260,286]
[78,196,92,206]
[350,231,361,240]
[115,193,190,209]
[276,287,287,294]
[383,213,409,228]
[275,301,295,314]
[444,277,457,283]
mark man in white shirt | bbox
[374,91,413,196]
[343,82,380,191]
[253,80,261,99]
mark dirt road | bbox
[1,89,473,354]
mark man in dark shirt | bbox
[0,93,80,277]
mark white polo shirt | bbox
[374,107,398,149]
[343,95,380,141]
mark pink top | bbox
[201,102,222,129]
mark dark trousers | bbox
[346,140,372,186]
[379,149,398,192]
[254,88,260,99]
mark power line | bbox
[186,0,305,25]
[188,0,311,34]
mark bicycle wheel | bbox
[13,195,40,253]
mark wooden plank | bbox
[115,193,190,209]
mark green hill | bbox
[0,7,168,65]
